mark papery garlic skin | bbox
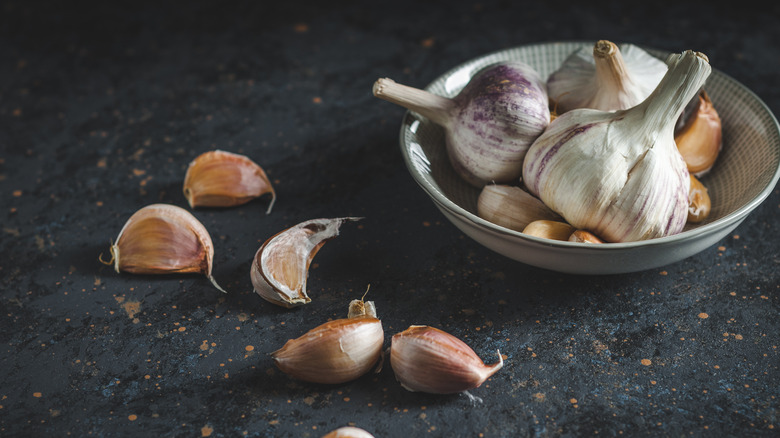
[272,316,384,385]
[183,150,276,213]
[523,51,711,242]
[110,203,225,292]
[251,217,361,308]
[390,325,503,394]
[547,40,667,114]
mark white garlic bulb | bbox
[547,40,668,114]
[523,50,711,243]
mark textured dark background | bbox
[1,1,778,436]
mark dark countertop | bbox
[1,1,778,436]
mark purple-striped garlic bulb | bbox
[522,50,711,243]
[373,61,550,187]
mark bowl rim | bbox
[399,40,780,251]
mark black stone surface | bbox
[1,1,778,437]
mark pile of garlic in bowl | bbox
[374,40,780,274]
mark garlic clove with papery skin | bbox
[568,230,604,244]
[523,50,711,243]
[477,184,562,232]
[272,300,383,385]
[522,220,576,241]
[547,40,667,114]
[105,203,225,292]
[250,217,361,308]
[321,427,375,438]
[183,150,276,214]
[687,174,711,223]
[675,90,722,177]
[373,61,550,187]
[390,325,503,394]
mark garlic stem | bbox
[373,78,454,126]
[593,40,634,95]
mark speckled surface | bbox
[1,1,778,437]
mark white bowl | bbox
[398,41,780,274]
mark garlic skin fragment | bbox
[523,50,711,243]
[321,427,375,438]
[183,150,276,213]
[272,309,384,385]
[373,61,550,187]
[675,90,722,176]
[547,40,667,114]
[390,325,503,394]
[477,184,561,232]
[109,203,225,292]
[250,217,361,308]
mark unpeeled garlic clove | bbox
[390,325,503,394]
[322,427,375,438]
[183,150,276,213]
[568,230,604,243]
[477,184,561,232]
[687,174,711,223]
[250,217,361,308]
[522,220,576,241]
[675,90,722,177]
[105,203,225,292]
[272,300,384,385]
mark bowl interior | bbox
[400,41,780,247]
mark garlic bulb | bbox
[523,50,711,242]
[547,40,667,114]
[104,203,225,292]
[272,299,383,385]
[373,61,550,187]
[183,150,276,213]
[390,325,503,394]
[477,184,561,232]
[251,217,361,308]
[675,90,722,176]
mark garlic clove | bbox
[321,427,375,438]
[272,315,384,385]
[390,325,503,394]
[547,40,667,114]
[568,230,604,243]
[477,184,562,232]
[522,220,576,241]
[373,60,549,187]
[183,150,276,213]
[675,90,722,176]
[687,174,711,223]
[250,217,361,308]
[107,203,225,292]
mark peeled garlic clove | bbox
[107,203,225,292]
[477,184,561,232]
[183,150,276,213]
[523,50,711,242]
[322,427,375,438]
[251,217,361,308]
[272,302,383,384]
[568,230,604,244]
[390,325,503,394]
[522,220,576,241]
[675,90,722,176]
[687,174,711,223]
[374,61,549,187]
[547,40,668,114]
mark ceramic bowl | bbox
[397,41,780,274]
